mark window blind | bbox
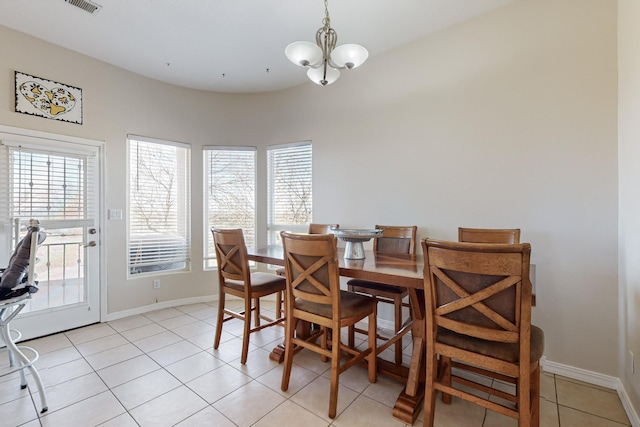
[203,146,256,269]
[0,140,97,229]
[267,142,312,244]
[128,136,191,275]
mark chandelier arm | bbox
[316,29,337,56]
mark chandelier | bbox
[285,0,368,86]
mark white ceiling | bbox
[0,0,515,93]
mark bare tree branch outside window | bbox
[129,138,191,275]
[203,148,256,268]
[267,143,312,244]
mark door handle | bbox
[83,241,97,248]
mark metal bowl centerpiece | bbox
[331,228,383,259]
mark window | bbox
[203,146,256,269]
[267,142,312,244]
[128,135,191,276]
[0,140,97,225]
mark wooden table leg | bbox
[392,289,425,424]
[269,320,311,362]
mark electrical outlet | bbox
[153,279,160,289]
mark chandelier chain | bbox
[323,0,330,26]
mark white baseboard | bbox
[542,357,640,427]
[104,295,218,322]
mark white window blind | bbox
[267,142,312,244]
[203,146,256,269]
[128,136,191,276]
[0,140,97,228]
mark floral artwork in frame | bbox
[14,71,83,124]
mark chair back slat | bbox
[458,227,520,244]
[436,317,519,343]
[308,223,339,234]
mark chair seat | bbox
[347,279,409,297]
[296,290,376,320]
[438,325,545,363]
[224,272,286,293]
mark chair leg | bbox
[241,297,252,364]
[321,326,329,363]
[347,324,355,349]
[276,291,283,319]
[424,350,438,427]
[254,297,261,327]
[394,295,403,365]
[530,364,540,427]
[347,284,356,349]
[281,317,296,391]
[214,292,225,349]
[518,366,532,427]
[367,310,377,383]
[440,356,452,404]
[328,322,341,419]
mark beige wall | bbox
[257,0,620,377]
[618,0,640,414]
[0,23,260,314]
[0,0,621,384]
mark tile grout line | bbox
[9,301,632,427]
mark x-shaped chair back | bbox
[423,240,532,356]
[212,228,250,286]
[281,232,341,314]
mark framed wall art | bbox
[14,71,83,125]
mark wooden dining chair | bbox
[275,223,338,316]
[422,239,544,427]
[347,225,417,365]
[280,231,377,419]
[308,223,339,234]
[458,227,520,244]
[211,227,286,364]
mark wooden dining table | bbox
[246,244,425,424]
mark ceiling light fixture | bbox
[285,0,368,86]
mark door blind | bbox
[0,140,97,229]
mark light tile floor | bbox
[0,300,632,426]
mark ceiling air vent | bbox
[64,0,102,14]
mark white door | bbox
[0,126,103,340]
